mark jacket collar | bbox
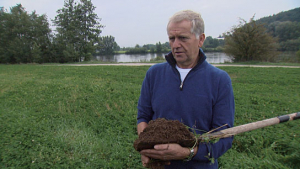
[165,48,207,70]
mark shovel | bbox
[201,112,300,141]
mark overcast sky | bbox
[1,0,300,47]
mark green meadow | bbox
[0,64,299,168]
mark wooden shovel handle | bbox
[201,112,300,141]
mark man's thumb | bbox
[154,144,169,150]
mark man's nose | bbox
[172,38,181,48]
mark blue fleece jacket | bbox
[137,49,235,169]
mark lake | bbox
[94,52,232,63]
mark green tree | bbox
[156,42,162,53]
[96,35,119,55]
[0,5,31,63]
[125,45,147,54]
[224,16,278,62]
[0,8,5,62]
[53,0,103,62]
[30,11,52,63]
[32,42,42,63]
[274,21,300,42]
[203,36,220,48]
[256,7,300,52]
[150,47,155,53]
[256,7,300,24]
[161,42,171,53]
[202,36,224,52]
[0,4,51,63]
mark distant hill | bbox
[256,7,300,24]
[255,7,300,51]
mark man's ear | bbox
[198,33,206,47]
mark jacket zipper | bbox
[174,68,182,90]
[169,49,205,91]
[175,68,193,91]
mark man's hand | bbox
[141,154,170,168]
[140,143,193,161]
[141,154,150,167]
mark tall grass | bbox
[0,65,299,168]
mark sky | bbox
[1,0,300,47]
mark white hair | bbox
[167,10,205,39]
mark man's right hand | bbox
[138,122,170,168]
[141,154,170,168]
[141,154,151,167]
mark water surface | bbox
[94,52,232,63]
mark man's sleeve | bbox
[193,72,235,162]
[137,70,154,124]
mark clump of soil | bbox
[134,118,196,151]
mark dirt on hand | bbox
[134,118,196,151]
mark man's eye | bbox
[169,37,175,41]
[179,37,187,40]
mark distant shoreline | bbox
[51,63,300,68]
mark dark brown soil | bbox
[134,118,196,151]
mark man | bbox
[137,10,235,168]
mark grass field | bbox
[0,64,299,168]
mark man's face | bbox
[167,20,205,68]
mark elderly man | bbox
[137,10,235,168]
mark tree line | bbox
[120,42,171,54]
[256,7,300,52]
[116,37,225,55]
[117,7,300,63]
[0,0,119,64]
[0,2,299,64]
